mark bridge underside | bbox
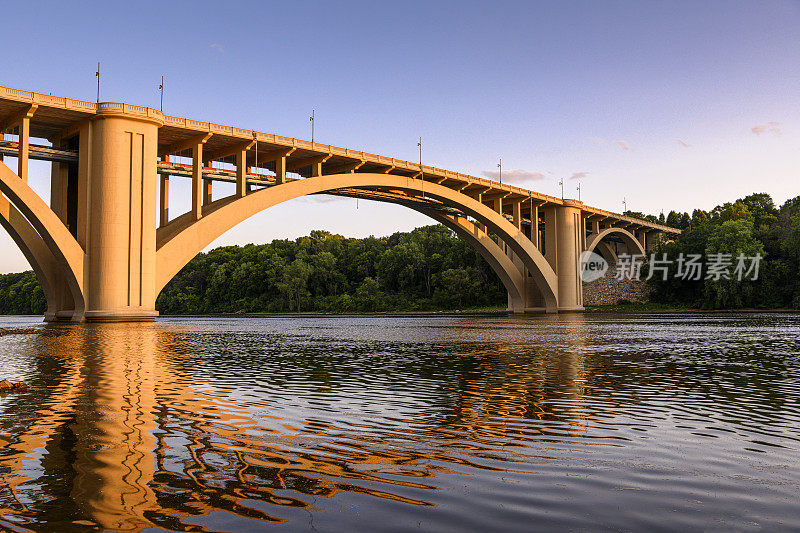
[0,86,678,322]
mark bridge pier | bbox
[554,200,584,311]
[78,115,160,321]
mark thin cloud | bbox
[587,137,606,145]
[481,169,545,183]
[615,140,631,151]
[210,43,224,53]
[751,121,781,135]
[676,139,691,148]
[569,171,589,180]
[303,194,349,204]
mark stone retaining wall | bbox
[582,265,654,305]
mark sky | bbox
[0,0,798,273]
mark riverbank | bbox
[585,301,799,313]
[163,305,510,319]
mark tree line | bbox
[0,225,507,315]
[631,192,800,309]
[157,225,506,313]
[0,191,796,315]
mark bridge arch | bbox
[0,194,59,318]
[585,227,645,260]
[0,161,85,320]
[155,173,557,312]
[415,209,525,312]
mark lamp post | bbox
[623,197,628,214]
[158,76,163,112]
[309,110,315,143]
[497,158,502,185]
[95,62,100,103]
[577,182,581,201]
[417,137,423,179]
[559,177,564,200]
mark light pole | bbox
[558,177,564,200]
[158,76,164,112]
[253,131,258,177]
[417,137,424,197]
[577,182,581,201]
[623,197,628,214]
[95,62,100,103]
[417,137,423,179]
[497,158,502,184]
[309,110,315,143]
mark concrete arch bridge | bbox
[0,86,680,321]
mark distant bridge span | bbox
[0,86,680,321]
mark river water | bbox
[0,313,798,532]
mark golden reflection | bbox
[0,316,601,531]
[439,315,592,449]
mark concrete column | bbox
[203,179,213,206]
[311,161,323,177]
[275,155,287,184]
[49,140,75,320]
[49,137,68,222]
[18,116,30,182]
[580,215,587,251]
[192,142,203,220]
[531,203,539,249]
[83,115,160,321]
[555,200,584,311]
[646,232,658,252]
[543,205,558,271]
[512,200,521,230]
[492,197,503,215]
[236,149,247,197]
[159,175,169,226]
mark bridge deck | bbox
[0,86,679,235]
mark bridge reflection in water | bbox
[0,318,597,531]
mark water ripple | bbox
[0,313,798,531]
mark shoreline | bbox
[159,307,799,318]
[0,308,797,323]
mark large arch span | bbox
[155,173,558,312]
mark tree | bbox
[701,219,764,308]
[438,268,471,308]
[277,258,313,312]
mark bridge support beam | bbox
[554,200,584,311]
[18,114,31,183]
[159,175,169,226]
[236,149,247,197]
[83,115,161,321]
[192,142,205,220]
[203,178,213,206]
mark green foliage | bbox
[155,224,506,313]
[0,271,46,314]
[0,225,507,316]
[649,192,800,309]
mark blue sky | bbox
[1,0,798,272]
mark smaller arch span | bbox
[0,194,60,319]
[585,227,645,259]
[0,161,86,320]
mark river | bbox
[0,313,798,532]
